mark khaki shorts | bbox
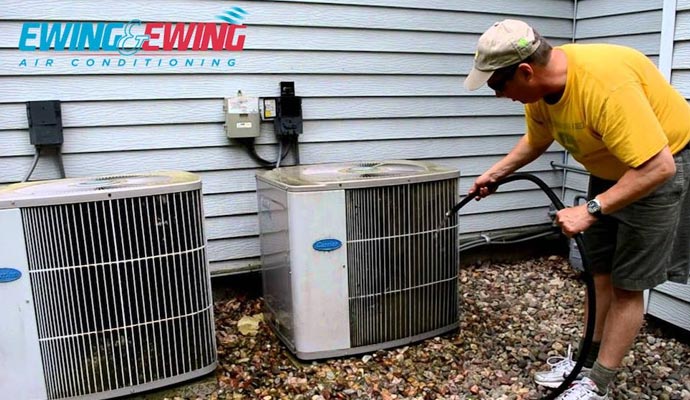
[584,147,690,291]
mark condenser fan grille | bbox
[304,161,427,182]
[257,160,459,191]
[345,178,458,347]
[20,189,216,399]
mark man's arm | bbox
[597,146,676,214]
[470,135,553,198]
[556,146,676,237]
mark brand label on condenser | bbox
[312,239,342,252]
[0,268,22,283]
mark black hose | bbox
[447,172,595,399]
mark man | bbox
[464,19,690,399]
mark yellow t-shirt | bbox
[526,44,690,180]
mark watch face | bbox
[587,200,600,214]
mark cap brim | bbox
[463,68,494,91]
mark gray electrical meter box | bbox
[224,93,261,138]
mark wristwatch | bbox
[586,198,602,218]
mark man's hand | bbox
[468,135,552,201]
[555,204,597,237]
[469,172,500,200]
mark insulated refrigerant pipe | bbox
[446,172,595,400]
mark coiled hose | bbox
[446,172,595,400]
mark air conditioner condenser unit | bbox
[0,171,217,400]
[256,160,460,360]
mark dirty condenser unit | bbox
[0,171,217,400]
[256,160,460,360]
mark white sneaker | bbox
[555,377,609,400]
[534,345,590,388]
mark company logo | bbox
[216,6,249,25]
[313,239,343,252]
[15,7,249,70]
[0,268,22,283]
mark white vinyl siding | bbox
[673,0,690,97]
[576,0,663,62]
[647,283,690,331]
[645,0,690,330]
[0,0,573,275]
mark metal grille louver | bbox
[346,179,458,347]
[20,190,216,399]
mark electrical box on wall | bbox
[224,92,261,138]
[26,100,63,146]
[274,82,303,137]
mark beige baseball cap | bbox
[464,19,541,91]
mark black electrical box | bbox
[274,82,303,136]
[26,100,63,146]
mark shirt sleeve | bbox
[525,104,554,148]
[593,83,668,168]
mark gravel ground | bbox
[144,255,690,400]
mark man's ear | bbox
[517,63,534,81]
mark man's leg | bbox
[584,287,644,393]
[596,287,644,368]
